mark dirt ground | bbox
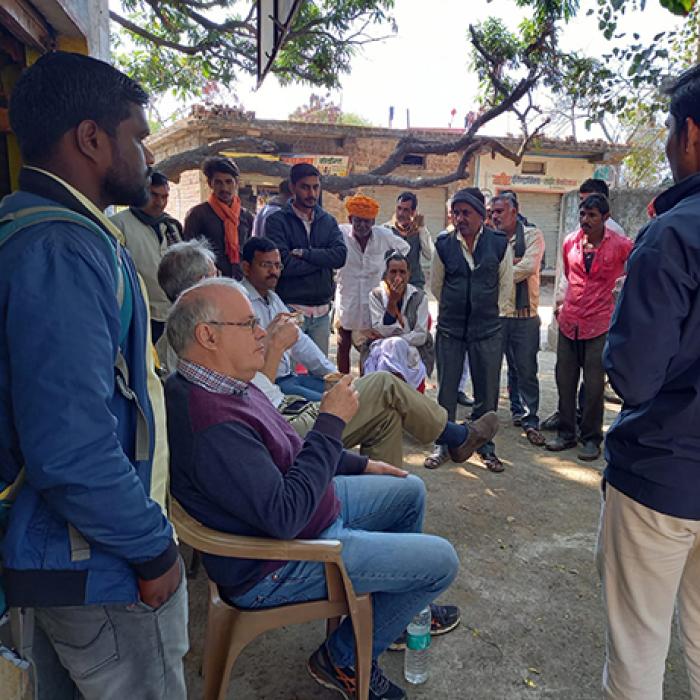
[182,294,691,699]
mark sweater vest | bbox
[435,227,507,342]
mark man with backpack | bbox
[0,52,187,699]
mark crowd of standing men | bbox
[2,49,700,700]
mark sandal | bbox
[480,453,504,473]
[525,428,546,447]
[424,446,450,470]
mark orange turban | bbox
[345,194,380,220]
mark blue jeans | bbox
[300,312,331,357]
[502,316,541,430]
[276,373,326,401]
[231,475,459,666]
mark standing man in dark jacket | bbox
[599,65,700,700]
[0,52,186,699]
[183,156,254,280]
[427,188,513,472]
[264,163,347,356]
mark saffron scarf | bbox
[208,193,242,264]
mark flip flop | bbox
[424,447,450,469]
[525,428,546,447]
[480,453,504,473]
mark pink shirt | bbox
[558,228,633,340]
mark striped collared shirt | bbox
[176,359,248,396]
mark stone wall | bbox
[560,187,661,242]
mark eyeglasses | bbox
[257,261,284,271]
[205,318,260,332]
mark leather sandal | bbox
[480,453,504,473]
[525,428,546,447]
[424,446,450,470]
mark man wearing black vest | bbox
[427,188,513,472]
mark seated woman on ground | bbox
[361,251,434,389]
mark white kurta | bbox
[335,224,410,330]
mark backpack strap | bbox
[0,207,132,346]
[0,206,149,563]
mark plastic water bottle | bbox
[404,605,431,684]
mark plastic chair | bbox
[170,500,373,700]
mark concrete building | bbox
[148,112,627,271]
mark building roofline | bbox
[147,111,628,159]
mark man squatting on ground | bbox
[383,191,434,290]
[157,237,499,470]
[599,64,700,700]
[163,276,499,699]
[0,52,187,700]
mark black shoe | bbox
[541,411,560,430]
[512,413,525,427]
[457,391,474,407]
[578,440,601,461]
[389,603,462,651]
[545,436,577,452]
[308,643,406,699]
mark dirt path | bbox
[183,331,690,699]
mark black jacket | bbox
[604,173,700,519]
[264,202,347,305]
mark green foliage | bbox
[111,0,396,99]
[659,0,696,15]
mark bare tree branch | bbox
[110,10,219,54]
[155,136,279,182]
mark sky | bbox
[219,0,687,135]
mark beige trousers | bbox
[342,372,448,467]
[597,484,700,699]
[285,372,447,467]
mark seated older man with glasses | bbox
[240,236,336,401]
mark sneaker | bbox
[448,412,499,463]
[389,603,462,651]
[577,440,601,461]
[512,413,525,427]
[308,643,406,699]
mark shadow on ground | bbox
[182,348,690,700]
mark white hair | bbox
[165,277,247,356]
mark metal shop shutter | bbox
[363,186,448,238]
[515,192,562,271]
